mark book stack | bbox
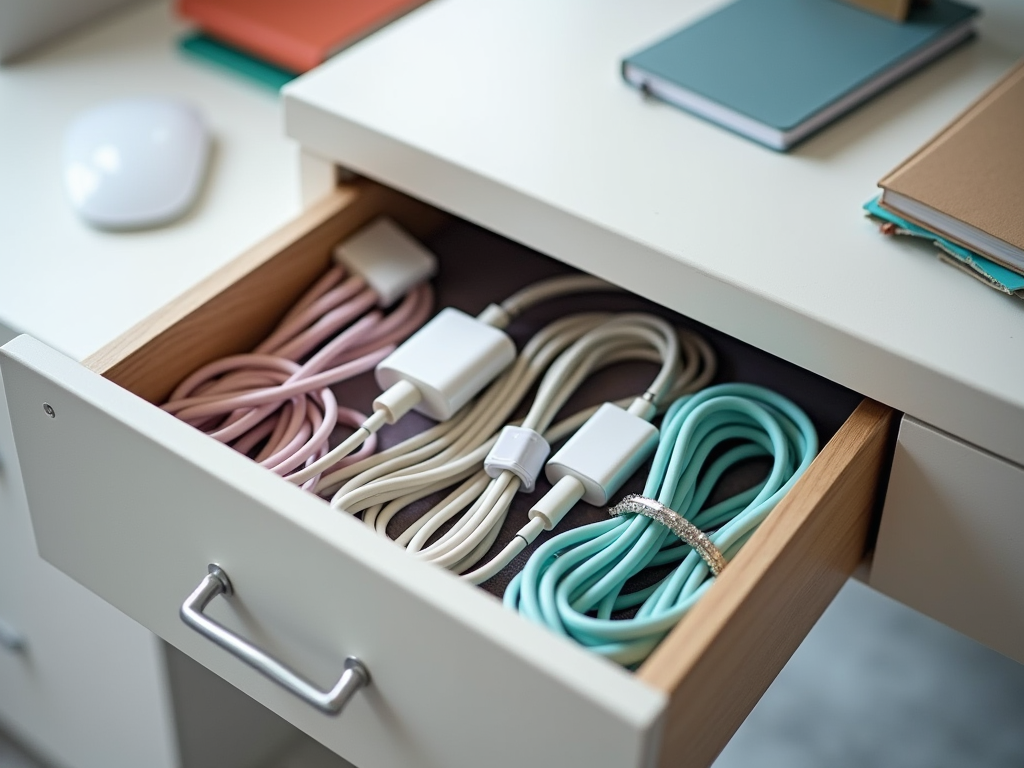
[176,0,428,89]
[868,59,1024,297]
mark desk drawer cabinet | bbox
[1,182,893,768]
[871,417,1024,665]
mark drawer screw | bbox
[42,403,56,418]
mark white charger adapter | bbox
[333,217,438,307]
[375,307,516,421]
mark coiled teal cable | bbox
[504,383,818,666]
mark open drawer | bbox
[1,181,893,768]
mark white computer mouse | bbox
[63,98,210,229]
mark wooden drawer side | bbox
[84,183,447,404]
[638,399,894,768]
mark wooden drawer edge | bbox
[637,399,894,768]
[83,182,447,402]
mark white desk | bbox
[0,0,299,361]
[283,0,1024,468]
[282,0,1024,663]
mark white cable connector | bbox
[544,402,660,506]
[372,379,422,424]
[483,426,550,493]
[464,404,661,586]
[375,307,517,421]
[529,475,586,531]
[476,303,511,329]
[333,217,438,307]
[627,394,658,422]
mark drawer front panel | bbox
[0,328,180,768]
[871,416,1024,663]
[1,336,664,768]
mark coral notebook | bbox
[177,0,427,73]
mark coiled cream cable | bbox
[327,313,716,582]
[415,317,686,579]
[315,313,609,499]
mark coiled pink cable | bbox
[162,264,433,490]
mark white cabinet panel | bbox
[871,416,1024,664]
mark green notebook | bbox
[179,33,298,92]
[622,0,978,150]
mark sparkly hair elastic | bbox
[609,494,727,576]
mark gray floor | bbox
[3,580,1024,767]
[0,735,37,768]
[713,580,1024,768]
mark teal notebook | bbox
[622,0,978,150]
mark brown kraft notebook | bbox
[878,59,1024,273]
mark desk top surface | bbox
[0,1,299,362]
[284,0,1024,465]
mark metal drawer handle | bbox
[180,564,369,715]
